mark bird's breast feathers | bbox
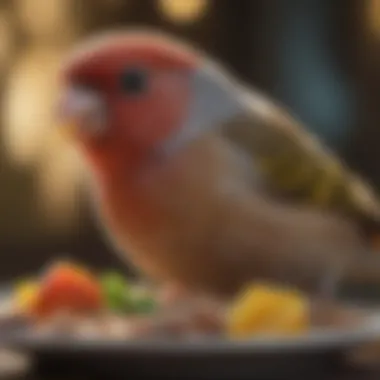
[94,133,256,278]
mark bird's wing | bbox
[220,90,380,228]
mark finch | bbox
[57,29,380,299]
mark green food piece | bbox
[129,296,157,314]
[123,286,157,315]
[100,272,130,312]
[100,272,157,315]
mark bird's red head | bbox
[58,30,200,179]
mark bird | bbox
[56,29,380,301]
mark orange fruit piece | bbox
[32,261,104,318]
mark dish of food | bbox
[0,260,313,340]
[0,259,376,342]
[1,260,380,378]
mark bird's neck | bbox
[84,142,168,229]
[82,140,150,185]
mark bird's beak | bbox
[57,86,106,140]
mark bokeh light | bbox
[0,10,14,74]
[1,43,86,230]
[15,0,77,43]
[36,130,84,230]
[157,0,209,25]
[367,0,380,38]
[2,46,64,166]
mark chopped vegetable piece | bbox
[32,262,104,318]
[226,283,310,338]
[14,280,39,313]
[100,273,157,315]
[124,285,157,315]
[127,292,157,315]
[100,272,129,312]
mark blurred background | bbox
[0,0,379,281]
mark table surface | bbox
[3,326,380,379]
[9,368,380,380]
[0,353,379,380]
[4,328,380,380]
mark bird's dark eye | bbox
[120,67,148,95]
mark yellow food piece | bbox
[226,283,310,338]
[14,281,40,313]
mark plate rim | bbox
[6,316,380,354]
